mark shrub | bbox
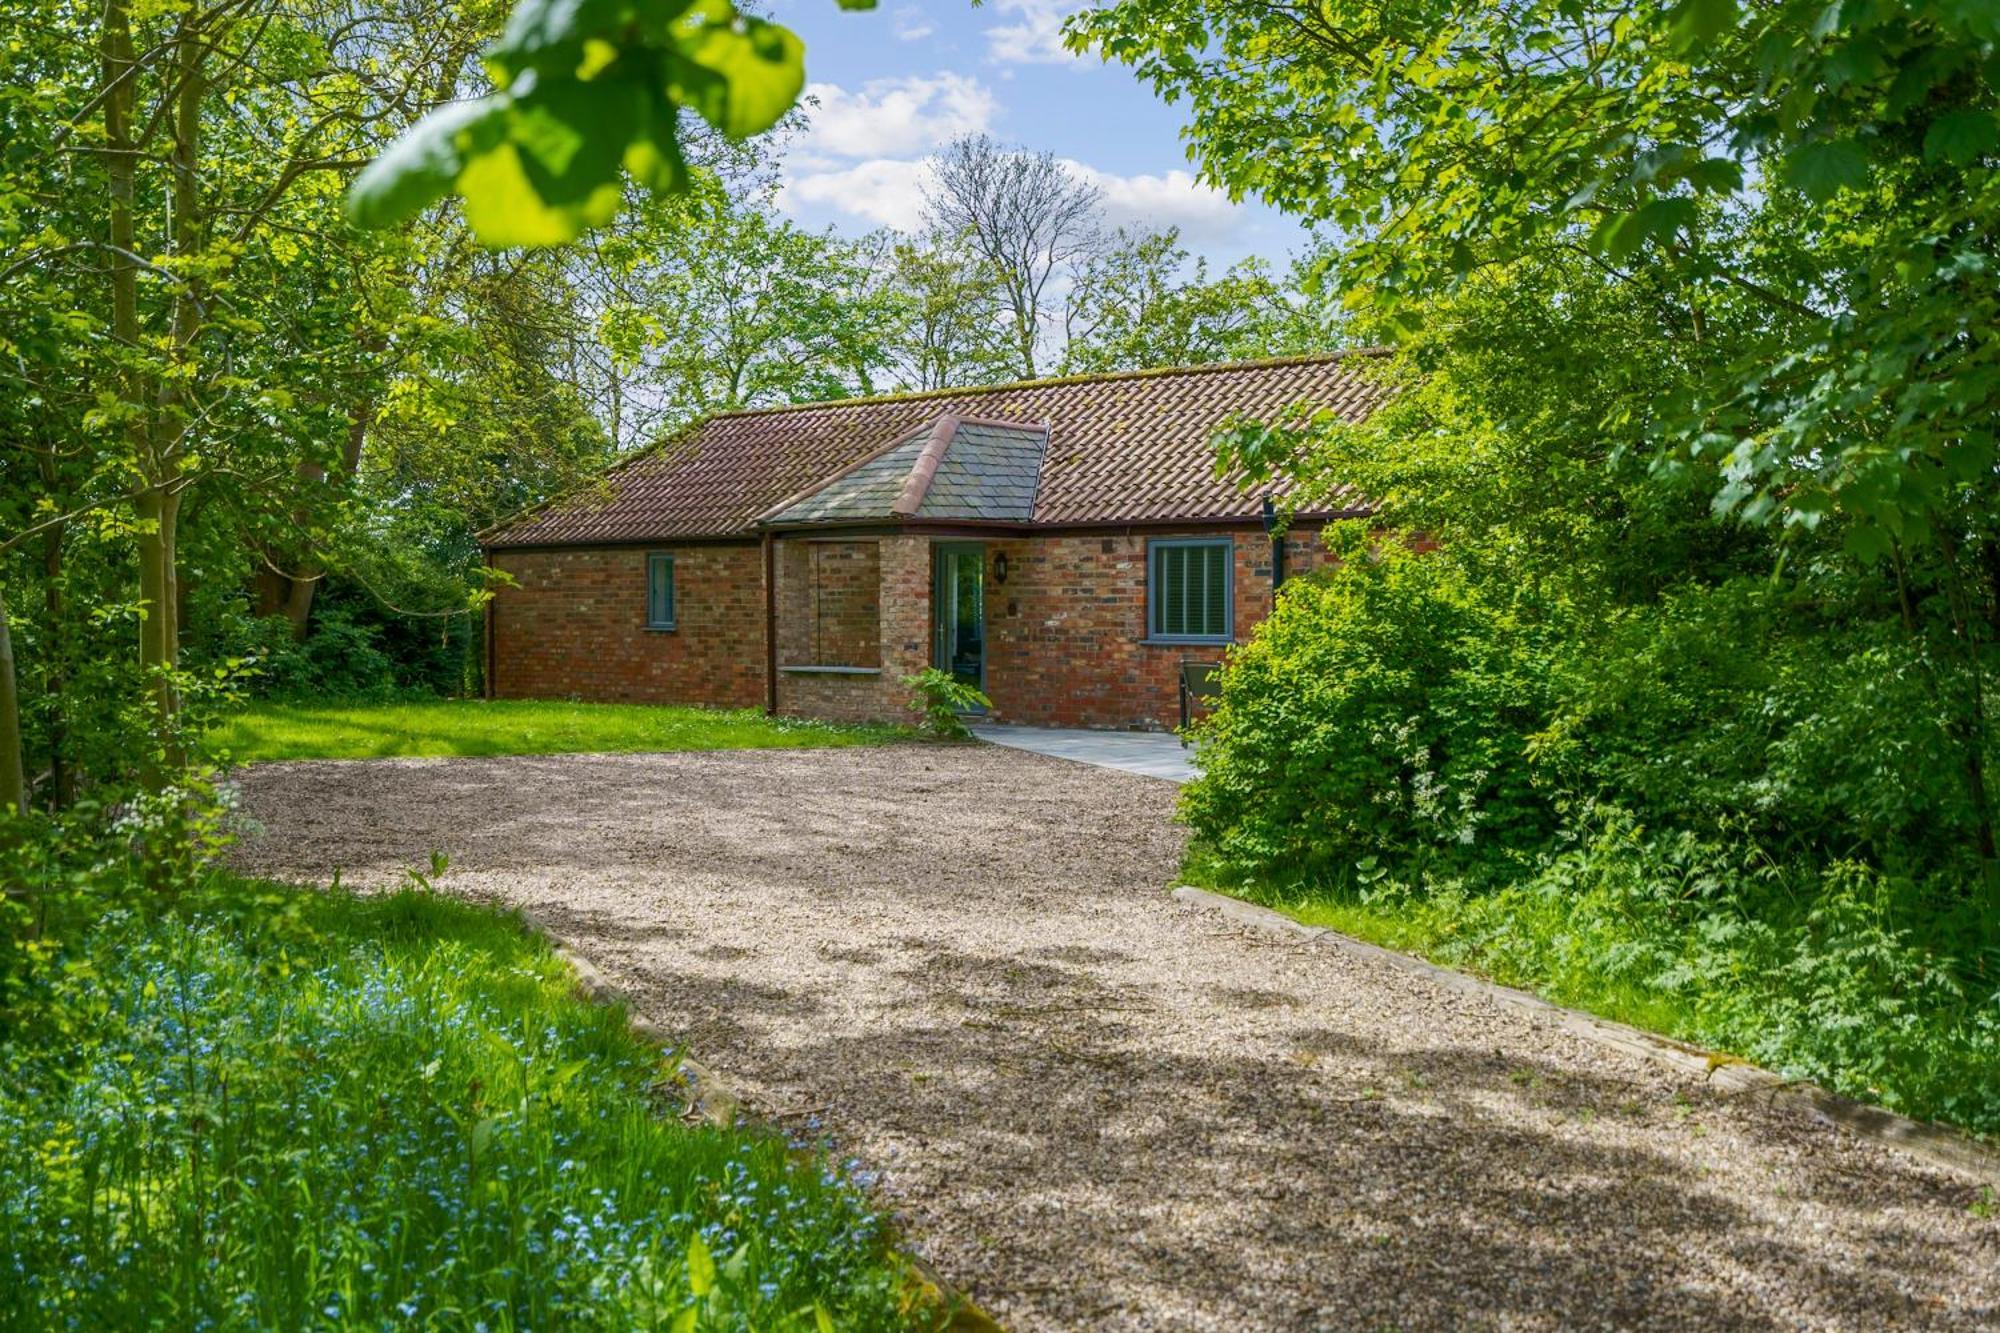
[1439,811,2000,1132]
[1533,579,1985,881]
[215,601,403,702]
[1185,525,1557,887]
[901,668,990,740]
[1186,538,2000,1133]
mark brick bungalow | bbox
[481,352,1388,729]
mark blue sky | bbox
[765,2,1314,269]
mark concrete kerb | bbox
[518,910,1007,1333]
[1170,885,2000,1189]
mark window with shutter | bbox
[646,553,676,629]
[1147,539,1232,642]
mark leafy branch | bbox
[347,0,877,247]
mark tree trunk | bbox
[1013,295,1038,380]
[135,484,183,770]
[264,387,376,639]
[253,564,289,617]
[129,13,201,777]
[40,518,72,807]
[0,583,26,818]
[105,0,175,771]
[1937,533,2000,909]
[0,581,27,934]
[281,570,317,639]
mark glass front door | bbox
[932,544,986,700]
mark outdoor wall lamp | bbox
[993,552,1010,585]
[1262,496,1286,596]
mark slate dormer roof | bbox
[483,351,1390,547]
[758,416,1049,527]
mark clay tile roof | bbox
[483,351,1389,547]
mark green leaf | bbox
[352,0,836,245]
[1596,197,1696,260]
[496,0,639,72]
[1784,139,1868,200]
[345,98,505,229]
[1667,0,1738,48]
[1843,522,1893,563]
[670,8,806,138]
[508,72,645,206]
[459,142,619,246]
[685,1231,716,1297]
[624,109,689,193]
[1681,156,1744,194]
[444,72,643,246]
[1922,110,1998,167]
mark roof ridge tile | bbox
[891,415,960,518]
[702,349,1391,424]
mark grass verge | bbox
[1190,871,1709,1045]
[1183,850,2000,1141]
[0,878,922,1329]
[214,699,911,763]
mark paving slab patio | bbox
[969,722,1195,783]
[231,746,1998,1331]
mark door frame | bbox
[931,541,987,704]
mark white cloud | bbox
[1069,163,1245,248]
[985,0,1083,66]
[784,158,939,232]
[783,153,1250,251]
[890,4,934,41]
[797,74,997,162]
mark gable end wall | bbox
[488,544,766,707]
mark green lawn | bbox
[215,698,910,763]
[0,877,921,1329]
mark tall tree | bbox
[1073,0,2000,898]
[1,0,497,779]
[923,134,1105,378]
[1061,226,1304,374]
[878,229,1018,391]
[0,586,22,816]
[589,183,904,422]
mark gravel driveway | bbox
[231,745,1998,1331]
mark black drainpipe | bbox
[762,529,779,716]
[1261,496,1285,605]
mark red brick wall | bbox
[490,528,1340,729]
[981,526,1337,729]
[774,535,929,724]
[776,540,882,669]
[488,544,766,707]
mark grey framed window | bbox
[645,552,676,629]
[1148,538,1232,643]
